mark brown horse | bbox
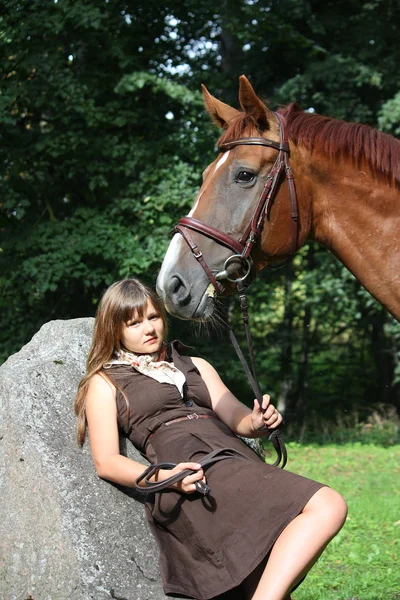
[157,75,400,322]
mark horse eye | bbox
[236,170,255,183]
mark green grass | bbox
[270,442,400,600]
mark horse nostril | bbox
[170,276,181,294]
[169,275,191,306]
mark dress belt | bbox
[164,413,217,425]
[145,413,217,446]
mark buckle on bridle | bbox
[187,413,199,420]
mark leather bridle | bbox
[174,112,299,294]
[171,112,298,469]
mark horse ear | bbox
[201,84,241,129]
[238,75,275,131]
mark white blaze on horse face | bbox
[188,189,204,217]
[157,233,184,295]
[214,151,230,173]
[187,151,230,217]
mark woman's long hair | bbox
[74,278,168,446]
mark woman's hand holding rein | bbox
[191,357,282,439]
[141,462,206,494]
[251,394,283,434]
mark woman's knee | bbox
[304,487,348,533]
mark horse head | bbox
[157,75,306,320]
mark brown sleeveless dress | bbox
[105,341,324,600]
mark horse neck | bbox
[296,150,400,320]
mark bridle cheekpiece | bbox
[174,112,299,294]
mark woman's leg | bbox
[241,557,292,600]
[244,487,347,600]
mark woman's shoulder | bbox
[190,356,220,379]
[87,372,117,398]
[85,373,118,420]
[190,356,210,370]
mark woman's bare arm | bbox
[85,373,204,492]
[191,357,282,437]
[85,373,149,486]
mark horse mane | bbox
[218,104,400,190]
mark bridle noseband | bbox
[174,112,299,293]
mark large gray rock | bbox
[0,318,175,600]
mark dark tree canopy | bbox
[1,0,399,434]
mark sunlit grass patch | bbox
[284,443,400,600]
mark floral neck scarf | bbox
[104,347,186,398]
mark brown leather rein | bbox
[171,112,299,470]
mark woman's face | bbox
[120,300,165,354]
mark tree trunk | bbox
[277,262,294,415]
[219,0,244,99]
[285,245,315,436]
[295,300,312,437]
[370,308,395,407]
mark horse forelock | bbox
[280,103,400,190]
[217,114,260,146]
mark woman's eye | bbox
[129,321,139,327]
[236,170,255,183]
[150,314,159,320]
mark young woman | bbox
[75,278,347,600]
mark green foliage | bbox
[379,91,400,136]
[285,405,400,447]
[206,245,399,428]
[0,0,215,361]
[1,0,399,430]
[287,443,400,599]
[115,71,200,105]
